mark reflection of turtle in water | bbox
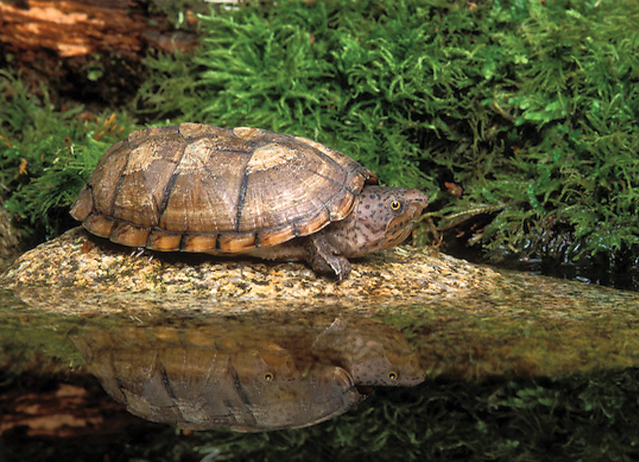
[71,124,429,280]
[72,314,425,432]
[74,328,365,432]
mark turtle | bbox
[70,123,429,280]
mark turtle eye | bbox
[388,371,399,381]
[390,200,402,211]
[263,372,275,382]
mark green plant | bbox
[0,71,135,240]
[137,0,639,267]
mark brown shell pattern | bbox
[71,124,376,253]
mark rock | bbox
[4,226,639,380]
[2,227,493,308]
[0,205,22,272]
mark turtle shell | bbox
[71,123,377,254]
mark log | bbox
[0,0,197,104]
[0,0,197,59]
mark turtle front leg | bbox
[305,233,352,281]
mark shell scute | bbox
[114,130,187,228]
[88,140,130,218]
[81,213,115,239]
[293,207,331,237]
[127,125,176,147]
[182,234,220,253]
[293,136,365,176]
[257,222,297,248]
[178,122,227,140]
[217,232,257,253]
[147,230,182,252]
[238,142,340,234]
[327,190,356,222]
[70,186,94,222]
[113,169,160,227]
[159,138,249,233]
[110,222,151,247]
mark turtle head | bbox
[326,185,429,258]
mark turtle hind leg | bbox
[305,233,352,281]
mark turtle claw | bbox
[305,234,352,282]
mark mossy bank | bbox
[2,0,639,286]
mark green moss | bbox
[0,72,136,241]
[137,0,639,268]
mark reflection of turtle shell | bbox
[73,328,364,432]
[70,124,375,254]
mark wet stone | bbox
[2,227,493,308]
[4,226,639,381]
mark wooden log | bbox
[0,0,197,105]
[0,0,197,58]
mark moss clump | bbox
[0,72,136,241]
[137,0,639,273]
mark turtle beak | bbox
[383,221,414,248]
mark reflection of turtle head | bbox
[351,340,424,387]
[311,318,426,387]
